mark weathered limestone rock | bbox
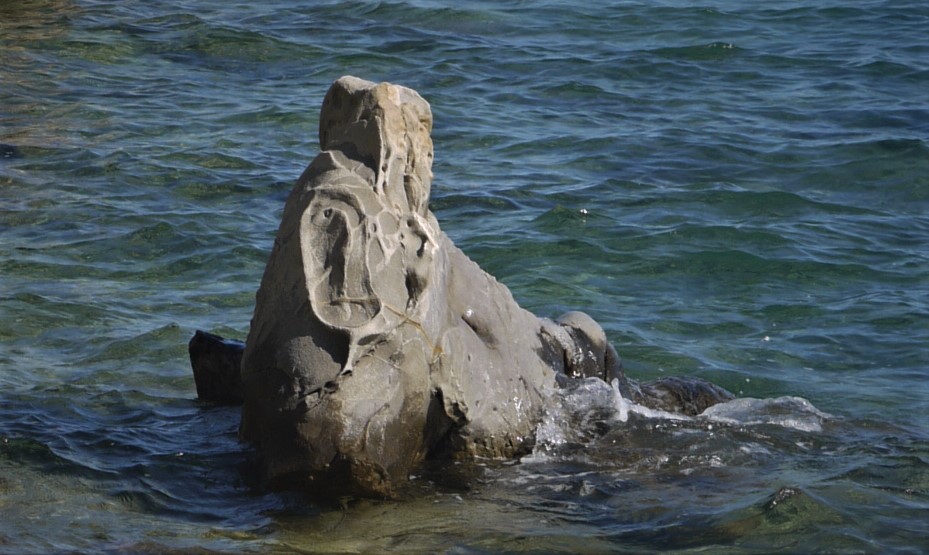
[190,76,733,498]
[238,76,568,496]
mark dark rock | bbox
[188,330,244,405]
[634,376,735,416]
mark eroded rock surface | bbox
[190,76,732,497]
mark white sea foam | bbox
[609,378,689,423]
[531,378,691,458]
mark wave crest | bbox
[532,377,831,460]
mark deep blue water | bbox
[1,1,928,553]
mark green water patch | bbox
[76,323,187,367]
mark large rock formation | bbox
[190,76,732,498]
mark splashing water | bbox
[530,377,832,462]
[701,395,832,433]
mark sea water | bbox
[1,0,927,552]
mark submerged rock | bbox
[188,76,733,497]
[634,376,734,416]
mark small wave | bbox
[648,42,741,62]
[531,377,831,459]
[701,396,832,433]
[531,378,684,458]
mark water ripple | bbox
[2,0,928,552]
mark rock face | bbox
[213,76,733,498]
[240,77,586,496]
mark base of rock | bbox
[188,331,734,418]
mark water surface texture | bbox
[2,1,928,553]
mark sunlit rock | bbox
[189,76,733,498]
[238,76,573,496]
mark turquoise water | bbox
[2,0,928,552]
